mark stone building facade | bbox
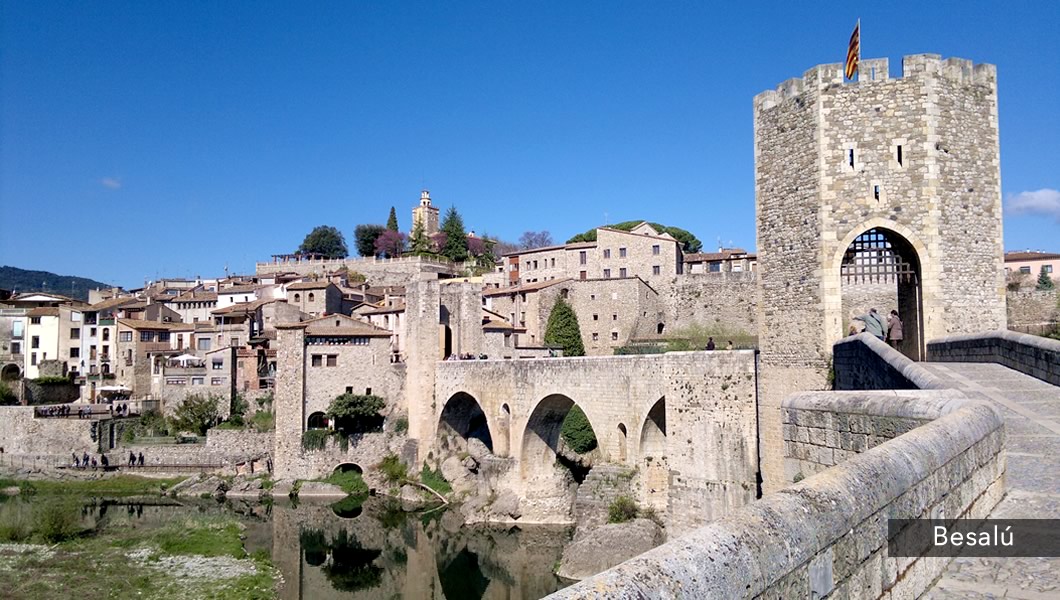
[754,54,1006,492]
[411,189,440,236]
[285,281,342,317]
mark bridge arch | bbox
[639,397,668,511]
[437,392,494,454]
[520,394,600,484]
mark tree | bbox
[374,230,407,258]
[566,221,703,253]
[409,218,431,255]
[171,394,221,436]
[439,206,468,262]
[518,230,554,250]
[560,405,597,454]
[328,393,386,433]
[1037,266,1055,290]
[299,226,348,259]
[544,297,585,357]
[354,224,386,257]
[386,207,399,231]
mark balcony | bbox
[163,366,207,377]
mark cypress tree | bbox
[544,297,585,357]
[440,206,468,262]
[409,218,430,255]
[386,207,399,231]
[1037,266,1055,290]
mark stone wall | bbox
[255,255,457,285]
[841,281,899,330]
[549,388,1005,599]
[122,429,272,469]
[573,464,635,533]
[0,406,97,455]
[1007,289,1059,328]
[22,380,79,405]
[927,329,1060,386]
[661,272,757,336]
[275,431,398,489]
[833,333,945,391]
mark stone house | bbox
[285,281,342,316]
[164,290,218,323]
[684,248,758,274]
[1005,250,1058,284]
[154,346,236,417]
[114,318,193,398]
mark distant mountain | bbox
[0,266,115,302]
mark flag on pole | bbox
[845,20,860,80]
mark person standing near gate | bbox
[854,308,886,341]
[886,310,904,349]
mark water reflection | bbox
[275,497,572,599]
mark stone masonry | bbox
[755,55,1006,493]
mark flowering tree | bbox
[374,230,407,258]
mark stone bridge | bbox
[430,351,759,528]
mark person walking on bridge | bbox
[886,310,904,350]
[854,308,886,341]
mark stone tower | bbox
[412,189,440,236]
[754,54,1006,492]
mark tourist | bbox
[90,457,97,469]
[854,308,885,341]
[706,337,716,351]
[81,452,89,468]
[137,452,144,466]
[100,454,109,468]
[726,340,734,350]
[129,452,136,467]
[72,452,79,468]
[887,310,904,349]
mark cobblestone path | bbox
[920,362,1060,600]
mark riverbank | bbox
[0,486,279,599]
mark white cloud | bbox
[1007,188,1060,221]
[100,177,122,189]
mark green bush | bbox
[0,381,18,405]
[251,410,275,432]
[420,463,451,495]
[171,394,221,436]
[321,470,369,496]
[34,376,71,385]
[378,454,407,483]
[0,502,34,542]
[607,496,639,524]
[35,498,82,542]
[392,416,409,434]
[302,429,331,452]
[613,345,665,355]
[229,394,249,427]
[328,393,386,433]
[561,405,597,454]
[544,298,585,357]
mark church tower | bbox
[412,189,440,236]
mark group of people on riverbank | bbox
[35,403,136,419]
[70,451,144,469]
[852,308,904,348]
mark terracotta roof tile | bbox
[286,281,335,291]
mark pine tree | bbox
[409,218,430,255]
[544,298,585,357]
[386,206,399,231]
[440,206,468,262]
[1037,266,1055,290]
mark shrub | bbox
[0,381,18,405]
[255,392,274,411]
[251,410,275,433]
[392,416,409,434]
[378,454,407,483]
[229,394,249,427]
[0,502,34,542]
[561,405,597,454]
[607,496,639,524]
[420,463,451,495]
[35,376,71,385]
[302,429,331,452]
[1037,266,1055,290]
[171,394,221,436]
[138,410,169,436]
[35,498,82,542]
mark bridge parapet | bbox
[834,332,946,391]
[550,338,1006,599]
[928,329,1060,386]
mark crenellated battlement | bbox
[754,54,997,111]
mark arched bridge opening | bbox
[521,394,599,485]
[437,392,494,456]
[639,397,668,511]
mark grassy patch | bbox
[15,475,185,496]
[378,454,407,483]
[317,470,369,497]
[155,518,246,558]
[419,463,451,495]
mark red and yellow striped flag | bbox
[845,21,860,80]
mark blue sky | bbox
[1,1,1057,288]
